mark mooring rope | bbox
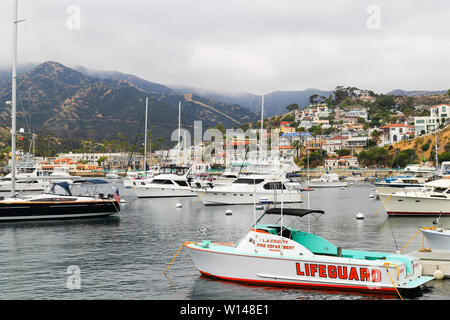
[384,263,403,300]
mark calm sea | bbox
[0,181,448,300]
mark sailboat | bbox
[0,0,119,222]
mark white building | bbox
[414,104,450,136]
[379,124,415,146]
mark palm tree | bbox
[371,129,382,146]
[292,140,303,162]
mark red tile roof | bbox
[380,124,414,129]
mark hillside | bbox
[170,86,333,117]
[0,61,259,144]
[390,125,450,162]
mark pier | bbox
[409,250,450,278]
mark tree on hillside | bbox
[391,149,418,168]
[292,140,303,162]
[375,94,395,108]
[309,94,319,105]
[286,103,299,114]
[370,129,382,146]
[358,147,388,168]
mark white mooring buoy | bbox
[356,213,364,220]
[226,209,233,216]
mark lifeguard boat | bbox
[185,208,433,295]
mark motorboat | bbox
[123,171,153,189]
[0,167,80,192]
[185,207,433,294]
[133,166,196,198]
[307,173,348,188]
[123,165,160,188]
[0,181,120,222]
[374,165,437,195]
[439,161,450,176]
[375,176,429,195]
[105,170,120,179]
[212,170,240,186]
[379,177,450,216]
[193,174,303,206]
[420,227,450,251]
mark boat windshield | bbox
[159,167,189,175]
[233,178,265,185]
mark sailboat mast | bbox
[260,94,264,156]
[11,0,18,198]
[144,97,148,171]
[178,101,181,166]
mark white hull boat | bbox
[420,228,450,251]
[379,178,450,216]
[308,173,347,188]
[185,208,433,295]
[0,168,80,192]
[133,166,195,198]
[194,175,303,206]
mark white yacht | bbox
[308,173,348,188]
[123,165,160,189]
[0,167,79,192]
[379,177,450,216]
[375,165,437,195]
[194,174,303,206]
[105,170,120,179]
[134,166,195,198]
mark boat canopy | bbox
[48,182,72,196]
[265,208,325,217]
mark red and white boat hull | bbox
[379,194,450,216]
[185,242,423,294]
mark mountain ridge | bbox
[0,61,259,145]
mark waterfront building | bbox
[325,156,359,169]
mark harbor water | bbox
[0,181,449,300]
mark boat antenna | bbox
[253,178,256,226]
[307,148,310,233]
[260,93,264,153]
[387,214,400,253]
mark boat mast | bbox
[11,0,18,198]
[144,97,148,171]
[178,101,181,166]
[260,94,264,159]
[435,124,439,168]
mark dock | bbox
[409,250,450,278]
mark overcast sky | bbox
[0,0,449,94]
